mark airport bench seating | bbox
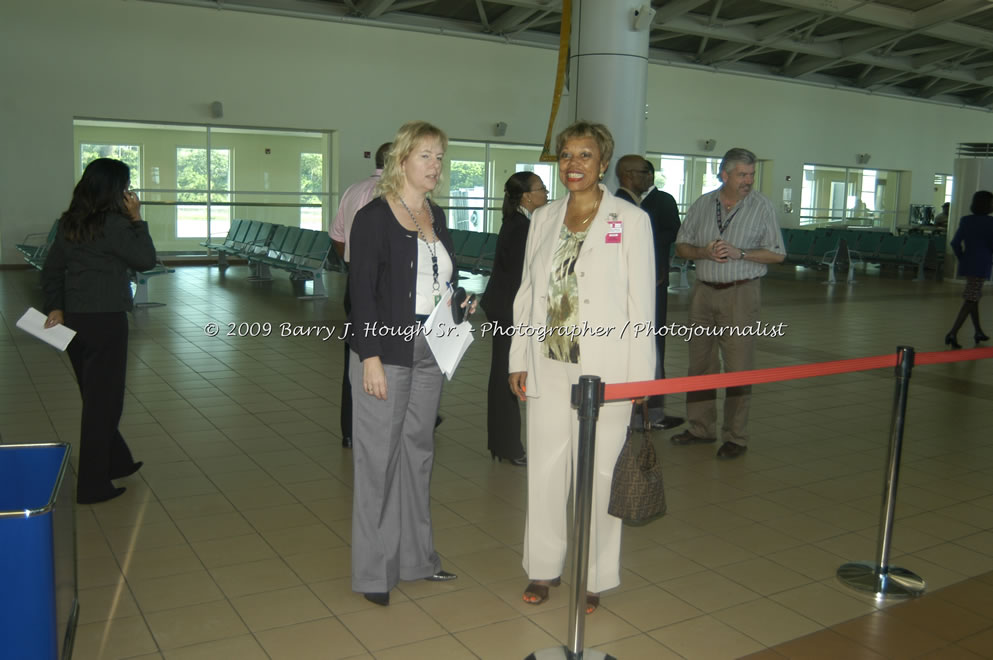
[202,220,333,299]
[780,227,935,282]
[449,229,496,276]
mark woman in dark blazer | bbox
[347,121,462,607]
[946,190,993,348]
[481,172,548,465]
[42,158,158,504]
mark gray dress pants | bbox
[349,334,443,593]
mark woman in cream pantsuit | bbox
[509,121,656,613]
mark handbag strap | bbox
[629,400,651,433]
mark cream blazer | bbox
[509,185,656,400]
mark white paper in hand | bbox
[423,288,474,380]
[16,307,76,351]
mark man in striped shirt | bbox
[671,148,786,459]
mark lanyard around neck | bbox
[715,196,740,235]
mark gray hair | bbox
[719,148,757,175]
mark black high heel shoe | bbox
[976,332,990,343]
[491,452,527,467]
[945,333,962,349]
[110,461,143,480]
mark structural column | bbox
[569,0,651,179]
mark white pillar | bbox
[569,0,651,182]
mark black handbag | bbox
[607,401,666,525]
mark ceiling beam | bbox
[754,13,814,41]
[782,54,835,78]
[699,40,752,64]
[913,0,993,29]
[652,0,710,25]
[358,0,396,19]
[719,9,796,29]
[765,0,993,52]
[919,78,974,98]
[490,6,537,34]
[474,0,489,30]
[912,45,976,69]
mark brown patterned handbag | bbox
[607,401,666,525]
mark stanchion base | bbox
[837,561,926,599]
[526,648,616,660]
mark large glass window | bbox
[300,152,324,231]
[74,120,331,253]
[433,141,564,234]
[647,153,766,214]
[799,164,902,228]
[80,143,142,188]
[176,146,231,238]
[449,159,486,231]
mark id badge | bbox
[605,217,623,244]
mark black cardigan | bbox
[347,197,457,367]
[41,213,158,313]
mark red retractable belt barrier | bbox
[604,347,993,402]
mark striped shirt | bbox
[676,189,784,283]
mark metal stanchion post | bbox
[527,376,616,660]
[837,346,926,599]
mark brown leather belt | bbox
[699,278,757,290]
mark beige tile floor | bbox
[0,261,991,659]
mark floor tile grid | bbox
[1,264,992,660]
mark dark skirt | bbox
[963,277,985,302]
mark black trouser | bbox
[65,312,136,499]
[486,322,524,460]
[340,276,353,441]
[647,284,668,411]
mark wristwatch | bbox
[739,249,746,260]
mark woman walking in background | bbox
[481,171,548,465]
[42,158,157,504]
[946,190,993,348]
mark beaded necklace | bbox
[398,196,441,305]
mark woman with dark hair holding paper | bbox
[41,158,157,504]
[347,120,461,606]
[945,190,993,348]
[481,171,547,465]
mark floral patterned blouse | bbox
[545,223,589,362]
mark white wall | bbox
[644,66,990,228]
[1,0,988,261]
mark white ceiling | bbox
[142,0,993,108]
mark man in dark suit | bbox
[616,155,684,431]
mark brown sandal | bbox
[522,578,561,605]
[585,593,600,614]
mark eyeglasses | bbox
[529,186,548,194]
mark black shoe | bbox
[110,461,143,480]
[425,570,458,582]
[77,486,126,505]
[670,430,716,445]
[363,592,389,606]
[435,416,444,428]
[716,441,747,459]
[945,333,963,349]
[342,435,352,449]
[976,332,990,343]
[650,415,685,431]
